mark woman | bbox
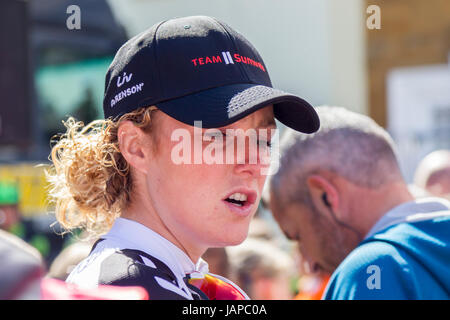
[47,15,319,300]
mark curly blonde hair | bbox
[46,106,158,237]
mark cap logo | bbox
[222,51,234,64]
[191,51,266,72]
[117,72,133,88]
[110,82,144,108]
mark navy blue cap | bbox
[103,15,319,133]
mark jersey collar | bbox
[104,217,209,276]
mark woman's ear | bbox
[118,121,152,174]
[306,174,340,215]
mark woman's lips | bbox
[222,188,257,217]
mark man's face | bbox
[270,196,353,275]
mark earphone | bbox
[322,193,331,208]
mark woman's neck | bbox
[121,201,205,263]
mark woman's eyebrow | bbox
[257,118,277,128]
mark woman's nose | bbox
[233,135,270,178]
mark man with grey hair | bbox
[269,106,450,299]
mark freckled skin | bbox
[128,105,276,261]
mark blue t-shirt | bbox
[323,198,450,300]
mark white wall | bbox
[107,0,367,114]
[387,63,450,182]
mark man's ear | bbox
[118,121,152,174]
[306,174,339,214]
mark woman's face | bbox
[143,105,276,256]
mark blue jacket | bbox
[323,198,450,300]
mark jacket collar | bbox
[364,197,450,239]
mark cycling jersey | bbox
[66,217,249,300]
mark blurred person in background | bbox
[47,239,94,281]
[201,247,230,280]
[0,182,20,232]
[247,214,276,241]
[414,150,450,200]
[227,238,296,300]
[269,106,450,299]
[1,227,148,300]
[0,228,147,300]
[0,229,45,299]
[292,246,330,300]
[0,182,55,265]
[45,15,319,300]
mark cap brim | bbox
[155,83,319,133]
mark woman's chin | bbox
[208,229,249,247]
